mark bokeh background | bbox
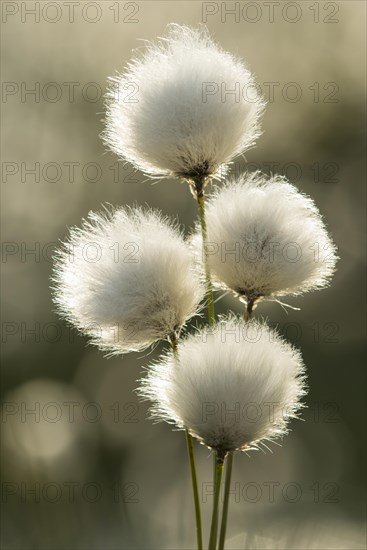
[1,1,366,549]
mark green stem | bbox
[208,452,225,550]
[186,430,203,550]
[197,193,215,326]
[169,334,203,550]
[218,452,234,550]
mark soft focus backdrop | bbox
[1,1,366,549]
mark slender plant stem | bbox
[169,334,203,550]
[244,297,255,321]
[169,334,178,354]
[186,430,203,550]
[218,452,234,550]
[197,191,215,327]
[208,452,225,550]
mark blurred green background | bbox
[1,1,366,549]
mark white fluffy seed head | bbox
[139,316,306,455]
[192,172,338,300]
[103,24,265,180]
[52,207,204,355]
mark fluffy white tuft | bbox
[52,207,204,354]
[192,172,338,300]
[139,316,306,454]
[103,24,265,180]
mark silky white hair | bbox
[52,207,204,354]
[191,172,338,300]
[139,316,306,454]
[103,24,265,180]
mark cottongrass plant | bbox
[52,207,204,354]
[140,316,306,548]
[140,317,306,455]
[103,24,265,185]
[52,23,337,550]
[191,172,338,318]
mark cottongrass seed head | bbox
[192,172,338,303]
[139,316,306,456]
[52,207,204,354]
[103,24,265,181]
